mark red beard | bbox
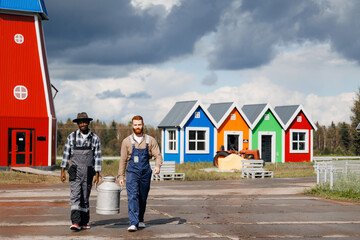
[133,127,143,134]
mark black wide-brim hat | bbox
[73,112,93,123]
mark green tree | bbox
[350,88,360,155]
[338,122,351,152]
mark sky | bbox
[43,0,360,127]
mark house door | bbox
[224,131,243,151]
[8,129,34,167]
[261,135,272,163]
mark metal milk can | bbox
[96,176,123,215]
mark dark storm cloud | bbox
[209,0,360,70]
[43,0,360,72]
[96,89,125,99]
[43,0,229,66]
[201,72,218,86]
[128,91,152,99]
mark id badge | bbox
[134,156,139,163]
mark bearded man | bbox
[118,115,162,232]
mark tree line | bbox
[314,89,360,156]
[57,89,360,157]
[56,120,161,156]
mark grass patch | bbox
[305,183,360,202]
[305,172,360,202]
[176,162,243,181]
[0,170,61,184]
[264,162,316,178]
[0,160,316,184]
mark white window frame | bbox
[14,85,28,100]
[224,131,243,151]
[165,128,178,154]
[290,129,309,153]
[186,127,209,154]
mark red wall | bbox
[0,13,48,117]
[285,111,313,162]
[0,13,56,167]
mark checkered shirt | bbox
[61,129,102,172]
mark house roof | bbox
[158,100,217,128]
[274,105,317,131]
[208,102,233,124]
[274,105,300,127]
[208,102,251,129]
[0,0,48,20]
[158,100,197,128]
[242,103,284,129]
[241,103,267,126]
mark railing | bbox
[313,157,360,189]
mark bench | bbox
[241,159,274,179]
[150,161,185,181]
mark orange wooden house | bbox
[208,102,251,152]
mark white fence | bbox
[313,157,360,189]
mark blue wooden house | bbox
[158,100,217,164]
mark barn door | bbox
[8,129,34,167]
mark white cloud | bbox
[131,0,180,12]
[152,78,355,127]
[54,70,355,127]
[237,43,360,96]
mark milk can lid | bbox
[103,176,116,182]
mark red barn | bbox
[275,105,317,162]
[0,0,56,168]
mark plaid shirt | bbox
[61,129,102,172]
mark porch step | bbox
[10,167,60,177]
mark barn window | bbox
[231,114,236,120]
[165,129,178,154]
[14,86,28,100]
[264,114,270,120]
[186,127,209,154]
[194,111,200,118]
[290,129,309,153]
[14,34,24,44]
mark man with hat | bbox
[60,112,102,231]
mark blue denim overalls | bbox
[126,134,152,227]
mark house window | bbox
[14,85,28,100]
[297,116,302,122]
[195,111,200,118]
[165,129,178,153]
[264,114,270,120]
[290,129,309,153]
[14,34,24,44]
[186,127,209,154]
[230,114,236,120]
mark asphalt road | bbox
[1,177,360,239]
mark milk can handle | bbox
[94,175,103,191]
[117,176,125,191]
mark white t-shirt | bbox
[133,134,143,144]
[81,131,90,139]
